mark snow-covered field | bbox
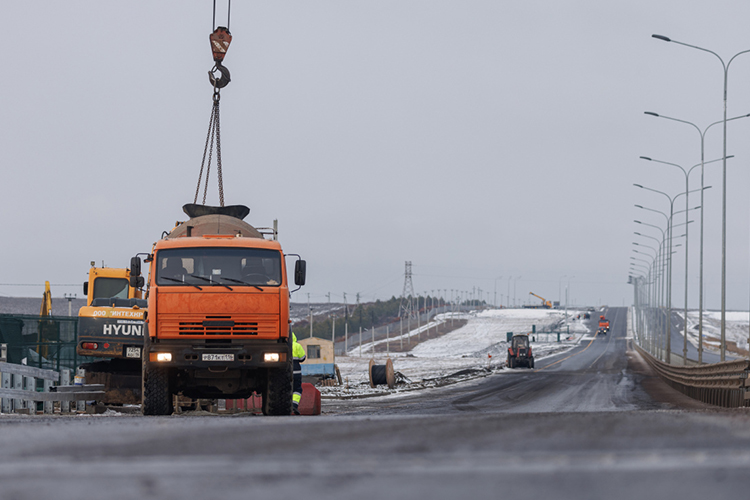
[684,310,750,352]
[324,308,592,398]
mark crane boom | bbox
[528,292,552,309]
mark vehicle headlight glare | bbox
[264,353,280,362]
[156,353,172,362]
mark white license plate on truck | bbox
[125,347,141,358]
[202,353,234,362]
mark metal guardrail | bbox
[0,360,105,414]
[634,343,750,407]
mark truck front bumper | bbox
[145,338,289,370]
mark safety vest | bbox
[293,333,306,363]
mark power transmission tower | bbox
[399,261,415,320]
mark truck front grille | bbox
[159,315,279,338]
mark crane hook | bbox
[208,62,231,89]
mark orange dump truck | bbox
[133,204,306,415]
[598,315,610,333]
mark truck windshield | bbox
[93,278,129,300]
[156,248,282,287]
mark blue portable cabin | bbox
[298,336,335,377]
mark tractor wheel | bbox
[529,358,535,369]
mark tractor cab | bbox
[507,334,534,369]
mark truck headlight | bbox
[263,353,280,363]
[156,353,172,362]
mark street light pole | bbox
[635,230,663,351]
[634,183,709,363]
[645,111,749,362]
[635,220,667,357]
[494,277,502,308]
[652,34,750,361]
[640,155,727,362]
[559,275,567,308]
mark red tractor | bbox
[507,334,534,369]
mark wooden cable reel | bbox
[369,358,395,389]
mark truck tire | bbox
[141,330,173,416]
[142,364,172,415]
[529,358,535,369]
[262,340,293,416]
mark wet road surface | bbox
[3,307,750,500]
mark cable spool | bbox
[369,358,395,389]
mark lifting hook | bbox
[209,62,231,89]
[208,27,232,89]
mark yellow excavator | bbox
[76,263,146,404]
[529,292,552,309]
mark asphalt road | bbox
[3,307,750,500]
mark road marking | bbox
[533,334,597,372]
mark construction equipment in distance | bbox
[528,292,552,309]
[507,334,534,369]
[76,265,147,404]
[135,204,306,416]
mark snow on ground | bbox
[325,308,592,399]
[684,311,750,351]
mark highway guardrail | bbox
[0,360,105,414]
[634,343,750,407]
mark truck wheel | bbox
[263,366,293,416]
[529,358,535,369]
[508,357,515,369]
[262,339,293,416]
[142,364,172,415]
[141,331,172,416]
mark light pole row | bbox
[648,33,750,362]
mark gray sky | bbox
[3,1,750,309]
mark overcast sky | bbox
[4,1,750,309]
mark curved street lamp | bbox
[640,155,730,362]
[652,34,750,361]
[633,183,709,362]
[645,113,748,362]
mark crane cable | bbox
[194,0,232,207]
[213,0,230,32]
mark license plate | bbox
[202,353,234,362]
[125,347,141,359]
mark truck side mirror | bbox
[83,281,88,296]
[294,260,306,286]
[129,256,142,288]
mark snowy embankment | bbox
[683,311,749,352]
[324,308,591,398]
